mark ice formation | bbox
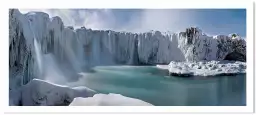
[69,93,153,106]
[157,61,246,77]
[9,78,153,106]
[9,9,247,106]
[9,9,246,85]
[9,79,96,106]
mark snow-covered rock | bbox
[69,93,153,106]
[9,9,246,88]
[157,61,246,77]
[10,79,96,106]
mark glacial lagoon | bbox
[68,66,246,106]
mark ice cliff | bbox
[9,9,246,86]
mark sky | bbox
[19,9,246,37]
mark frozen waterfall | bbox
[9,9,246,88]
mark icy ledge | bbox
[10,79,153,106]
[157,61,246,77]
[9,79,96,106]
[69,93,153,106]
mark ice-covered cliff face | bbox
[9,79,96,106]
[9,9,246,86]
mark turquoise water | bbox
[71,66,246,106]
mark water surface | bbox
[69,66,246,106]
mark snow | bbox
[69,93,153,106]
[9,79,153,106]
[9,88,22,106]
[157,61,246,77]
[10,79,96,106]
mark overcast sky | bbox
[19,9,246,37]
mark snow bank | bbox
[69,93,153,106]
[10,79,96,106]
[157,61,246,77]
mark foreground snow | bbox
[10,79,152,106]
[69,93,153,106]
[157,61,246,77]
[10,79,96,106]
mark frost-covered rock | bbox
[9,9,246,88]
[69,93,153,106]
[10,79,96,106]
[178,27,246,62]
[9,9,35,86]
[157,61,246,77]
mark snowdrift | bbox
[69,93,153,106]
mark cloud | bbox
[120,9,197,33]
[18,9,246,37]
[19,9,197,33]
[19,9,116,30]
[78,9,116,30]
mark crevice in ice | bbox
[224,51,246,62]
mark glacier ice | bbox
[69,93,153,106]
[10,79,96,106]
[157,61,246,77]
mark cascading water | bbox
[33,38,43,77]
[29,21,67,83]
[28,20,43,79]
[43,53,67,84]
[28,20,83,84]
